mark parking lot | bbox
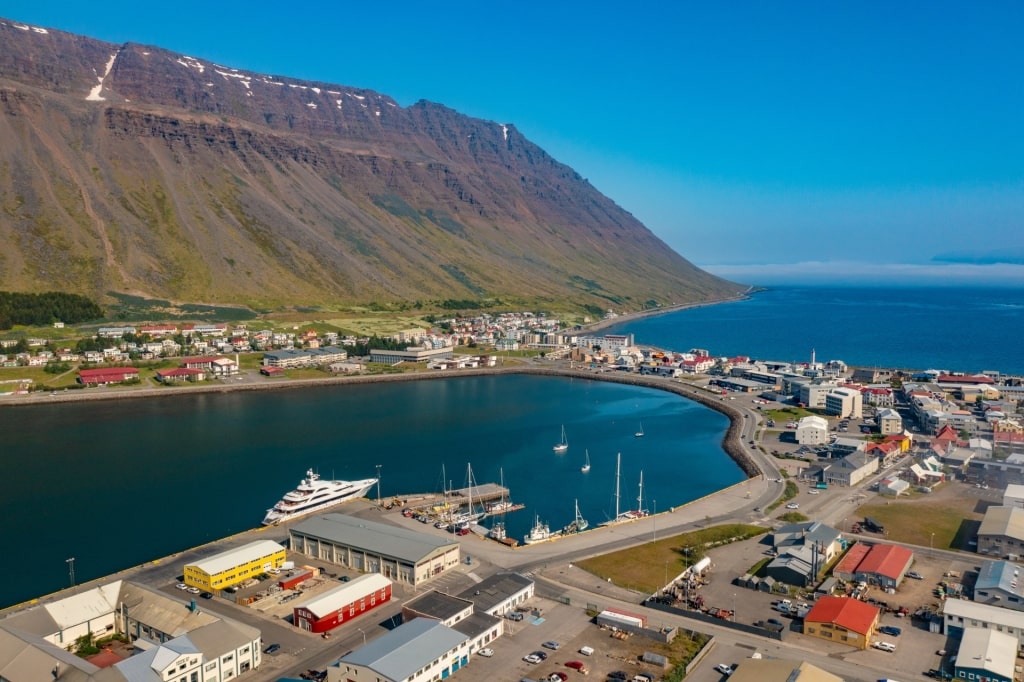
[691,524,980,680]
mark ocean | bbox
[603,285,1024,376]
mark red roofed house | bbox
[180,355,239,377]
[865,441,902,468]
[851,543,915,589]
[933,424,962,447]
[832,543,872,582]
[937,374,995,385]
[156,367,205,384]
[77,367,140,386]
[803,596,880,650]
[139,325,178,336]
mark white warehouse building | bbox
[796,416,829,445]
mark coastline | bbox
[576,287,756,335]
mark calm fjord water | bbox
[1,374,735,609]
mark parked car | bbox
[523,654,542,664]
[872,641,896,652]
[714,664,734,676]
[506,612,524,621]
[785,502,800,509]
[199,591,213,599]
[879,625,902,636]
[607,672,628,680]
[564,661,587,673]
[175,583,188,590]
[263,643,281,654]
[767,618,783,627]
[542,640,561,650]
[548,674,568,682]
[477,648,494,657]
[907,571,924,580]
[534,651,548,661]
[186,586,201,594]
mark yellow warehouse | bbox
[184,539,286,590]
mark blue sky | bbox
[5,2,1023,285]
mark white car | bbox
[786,502,800,509]
[714,663,734,676]
[186,587,201,594]
[477,648,494,658]
[175,583,188,590]
[807,490,819,495]
[523,654,542,664]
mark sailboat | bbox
[452,463,485,528]
[553,425,569,453]
[600,453,648,526]
[635,420,645,438]
[581,449,591,473]
[562,499,589,534]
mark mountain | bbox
[0,17,741,311]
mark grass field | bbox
[576,524,767,594]
[856,483,989,550]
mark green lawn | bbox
[857,490,987,550]
[576,524,766,593]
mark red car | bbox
[564,661,588,673]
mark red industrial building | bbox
[293,574,392,633]
[279,570,316,591]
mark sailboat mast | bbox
[615,452,621,519]
[637,470,644,513]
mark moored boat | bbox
[523,515,560,544]
[553,424,569,453]
[263,469,377,525]
[562,499,589,534]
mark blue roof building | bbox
[974,560,1024,611]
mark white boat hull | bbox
[262,477,377,525]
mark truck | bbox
[863,517,885,533]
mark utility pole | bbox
[66,557,75,587]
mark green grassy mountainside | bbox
[0,18,743,311]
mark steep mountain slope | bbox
[0,18,742,310]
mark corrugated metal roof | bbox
[291,513,458,563]
[186,540,284,576]
[339,618,467,681]
[455,572,532,613]
[297,574,391,618]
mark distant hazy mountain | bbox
[0,18,740,310]
[931,251,1024,266]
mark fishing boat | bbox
[581,449,591,473]
[553,425,569,453]
[635,420,645,438]
[562,499,589,534]
[523,515,559,544]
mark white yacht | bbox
[262,468,377,525]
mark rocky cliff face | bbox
[0,17,741,309]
